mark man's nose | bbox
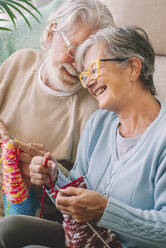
[63,54,75,64]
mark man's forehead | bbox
[65,21,93,39]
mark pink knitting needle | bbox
[43,152,55,193]
[40,153,55,218]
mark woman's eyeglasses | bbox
[80,58,126,88]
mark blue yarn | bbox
[3,187,40,216]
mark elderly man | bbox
[0,0,114,219]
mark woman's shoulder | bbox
[89,109,117,122]
[85,109,118,133]
[154,100,166,130]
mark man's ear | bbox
[47,23,57,44]
[129,57,142,82]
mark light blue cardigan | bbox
[54,100,166,248]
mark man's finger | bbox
[15,141,46,157]
[31,156,43,164]
[30,162,50,174]
[0,120,9,139]
[31,177,49,186]
[30,171,49,181]
[19,152,31,163]
[29,143,47,152]
[20,162,30,177]
[15,141,30,153]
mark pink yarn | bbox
[1,138,28,203]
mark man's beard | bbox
[45,61,81,93]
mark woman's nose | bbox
[85,78,96,89]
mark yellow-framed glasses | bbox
[80,58,126,88]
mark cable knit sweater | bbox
[54,100,166,248]
[0,48,97,218]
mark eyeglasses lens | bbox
[80,73,87,85]
[89,62,98,79]
[68,46,76,58]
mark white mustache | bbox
[61,63,79,77]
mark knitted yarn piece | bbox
[3,187,40,216]
[1,138,28,203]
[52,177,122,248]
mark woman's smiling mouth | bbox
[90,85,107,96]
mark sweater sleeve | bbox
[99,153,166,248]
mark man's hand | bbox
[0,119,9,140]
[15,142,49,187]
[15,141,48,176]
[56,187,108,223]
[30,152,58,187]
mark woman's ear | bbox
[47,23,57,44]
[129,57,142,82]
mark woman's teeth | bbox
[96,86,106,96]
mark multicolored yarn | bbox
[3,187,40,216]
[1,138,28,203]
[44,176,122,248]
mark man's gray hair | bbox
[76,26,156,95]
[40,0,114,51]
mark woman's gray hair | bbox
[76,26,156,95]
[40,0,114,52]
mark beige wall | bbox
[101,0,166,56]
[100,0,166,103]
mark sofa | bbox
[0,0,165,217]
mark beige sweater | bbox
[0,49,97,218]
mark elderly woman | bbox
[70,26,166,247]
[1,26,166,248]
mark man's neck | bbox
[40,62,62,92]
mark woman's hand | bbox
[56,187,108,223]
[30,152,58,187]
